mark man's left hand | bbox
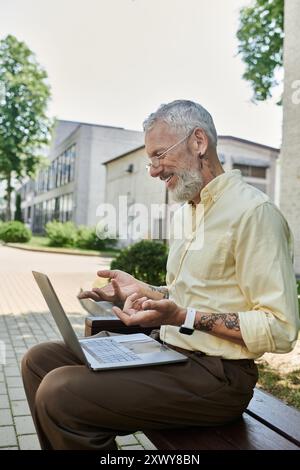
[112,297,186,327]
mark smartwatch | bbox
[179,308,196,335]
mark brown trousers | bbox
[21,330,258,450]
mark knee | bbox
[35,366,75,418]
[21,343,49,376]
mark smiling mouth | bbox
[160,174,174,182]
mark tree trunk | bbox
[5,173,12,221]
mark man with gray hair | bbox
[22,100,299,450]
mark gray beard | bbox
[171,169,204,203]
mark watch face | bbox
[179,326,194,336]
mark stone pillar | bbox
[280,0,300,276]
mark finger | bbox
[97,270,117,279]
[132,296,148,309]
[142,300,162,311]
[127,292,140,302]
[78,290,101,301]
[112,306,126,322]
[91,288,110,301]
[112,306,139,325]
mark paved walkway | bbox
[0,245,156,450]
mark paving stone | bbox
[0,382,7,394]
[18,434,40,450]
[4,360,19,368]
[120,445,145,450]
[0,372,4,381]
[0,427,17,447]
[0,409,13,426]
[11,400,30,416]
[116,434,139,446]
[8,387,26,400]
[14,349,27,355]
[0,395,10,409]
[6,377,23,387]
[136,433,157,450]
[4,366,20,377]
[0,447,18,449]
[3,350,15,357]
[14,415,36,435]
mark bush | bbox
[45,221,77,247]
[76,225,117,251]
[110,240,168,285]
[76,226,96,249]
[0,221,31,243]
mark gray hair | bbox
[143,100,217,147]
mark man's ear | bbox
[194,128,209,156]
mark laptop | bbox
[32,271,188,371]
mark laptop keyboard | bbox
[81,338,140,363]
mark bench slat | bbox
[213,414,299,450]
[146,413,299,450]
[146,427,238,450]
[246,388,300,447]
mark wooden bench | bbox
[85,315,300,450]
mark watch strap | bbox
[183,307,196,329]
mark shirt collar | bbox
[188,170,242,206]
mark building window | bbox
[233,164,266,179]
[34,144,77,196]
[32,193,74,233]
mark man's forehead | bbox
[144,121,179,154]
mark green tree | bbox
[0,35,53,220]
[237,0,284,102]
[14,193,23,222]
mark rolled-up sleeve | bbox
[235,202,300,355]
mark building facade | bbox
[19,120,143,232]
[280,0,300,276]
[19,119,279,240]
[104,136,279,243]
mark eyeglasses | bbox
[145,129,194,172]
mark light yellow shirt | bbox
[160,170,300,359]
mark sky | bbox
[1,0,283,148]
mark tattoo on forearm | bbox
[149,285,169,299]
[194,313,240,332]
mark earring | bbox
[199,152,204,169]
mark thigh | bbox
[38,354,249,431]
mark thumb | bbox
[111,279,122,297]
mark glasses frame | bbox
[145,128,195,171]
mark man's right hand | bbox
[78,269,164,307]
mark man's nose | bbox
[149,164,163,178]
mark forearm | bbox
[178,309,245,346]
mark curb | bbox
[4,243,115,258]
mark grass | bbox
[257,362,300,410]
[7,235,120,257]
